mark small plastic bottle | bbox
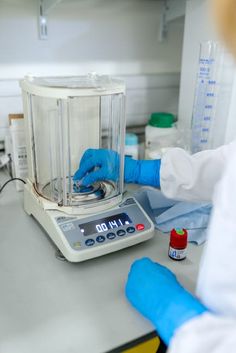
[125,133,139,160]
[168,228,188,261]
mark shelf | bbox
[38,0,187,41]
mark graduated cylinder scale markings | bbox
[191,41,234,153]
[191,42,219,153]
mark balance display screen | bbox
[79,213,132,236]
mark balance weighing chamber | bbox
[20,74,154,262]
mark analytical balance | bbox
[20,75,154,262]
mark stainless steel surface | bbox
[0,172,204,353]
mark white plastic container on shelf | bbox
[125,133,139,160]
[145,112,178,159]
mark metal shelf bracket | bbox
[38,0,63,40]
[159,0,186,42]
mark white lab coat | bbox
[159,141,236,353]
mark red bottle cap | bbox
[170,229,188,249]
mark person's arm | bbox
[125,143,232,200]
[125,147,236,347]
[196,142,236,316]
[73,141,235,202]
[168,314,236,353]
[125,257,236,353]
[156,144,236,353]
[125,258,207,346]
[160,142,236,202]
[73,149,161,188]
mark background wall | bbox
[0,0,184,141]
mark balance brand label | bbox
[55,216,76,225]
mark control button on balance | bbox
[96,235,105,243]
[107,232,116,240]
[136,224,145,231]
[127,226,135,234]
[85,239,95,247]
[117,229,126,237]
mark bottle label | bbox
[169,246,187,260]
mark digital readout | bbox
[79,213,132,236]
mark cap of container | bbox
[148,112,175,128]
[125,133,138,146]
[170,229,188,249]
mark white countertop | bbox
[0,174,204,353]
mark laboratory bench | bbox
[0,172,204,353]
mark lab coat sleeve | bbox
[160,141,236,202]
[168,144,236,353]
[196,142,236,315]
[168,313,236,353]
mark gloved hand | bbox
[126,258,207,345]
[73,149,119,186]
[73,148,161,188]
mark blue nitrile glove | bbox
[73,148,161,188]
[125,258,207,345]
[73,149,119,186]
[125,157,161,188]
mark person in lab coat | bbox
[74,0,236,350]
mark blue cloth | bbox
[133,187,212,244]
[126,258,207,345]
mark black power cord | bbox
[0,178,26,194]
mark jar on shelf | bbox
[145,112,179,159]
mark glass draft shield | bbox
[21,74,126,208]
